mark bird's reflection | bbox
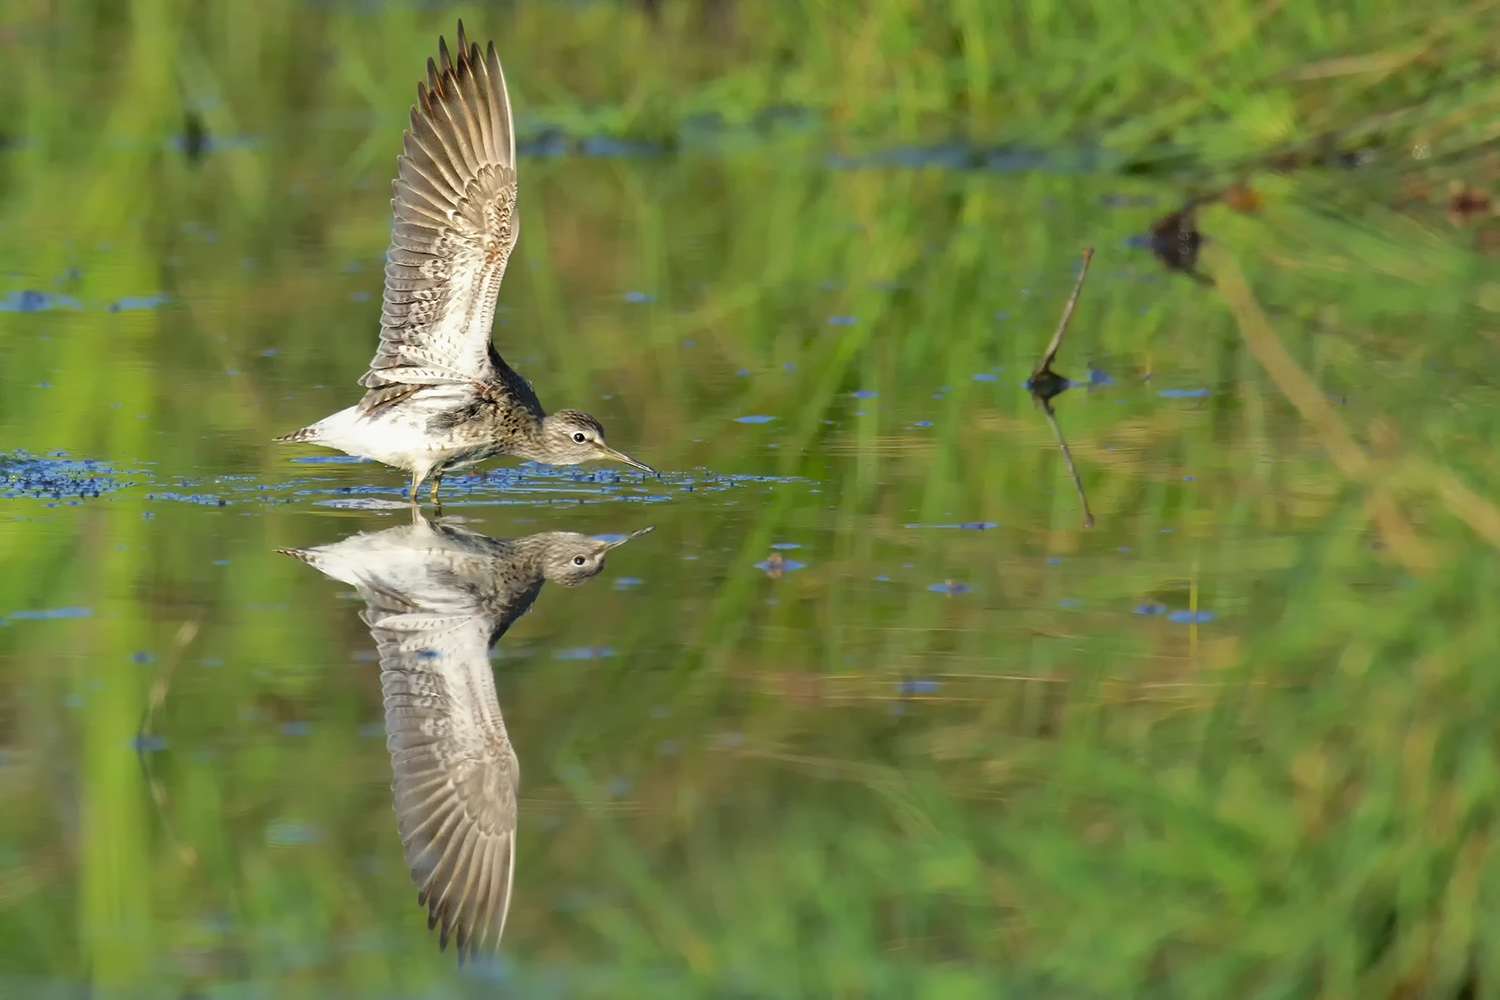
[280,510,653,963]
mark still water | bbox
[5,43,1500,1000]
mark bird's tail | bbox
[275,405,362,447]
[273,425,321,444]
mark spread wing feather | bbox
[363,22,519,391]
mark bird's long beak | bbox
[599,525,656,551]
[598,444,656,475]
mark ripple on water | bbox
[2,451,127,499]
[265,820,322,847]
[554,647,615,660]
[313,498,412,509]
[7,448,815,511]
[147,493,229,506]
[107,294,171,312]
[0,290,82,312]
[755,555,806,574]
[3,607,94,623]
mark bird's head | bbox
[530,410,654,474]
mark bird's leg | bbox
[409,471,423,504]
[430,472,444,504]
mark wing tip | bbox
[457,19,477,65]
[408,828,511,964]
[424,23,490,98]
[402,21,514,172]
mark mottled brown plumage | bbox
[274,23,653,501]
[280,509,653,963]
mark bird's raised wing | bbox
[363,22,519,391]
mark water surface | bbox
[4,14,1500,999]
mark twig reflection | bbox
[1028,247,1097,529]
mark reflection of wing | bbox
[280,515,521,963]
[373,590,518,963]
[282,513,651,963]
[361,21,519,392]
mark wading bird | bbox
[280,510,653,962]
[275,23,654,502]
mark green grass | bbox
[4,1,1500,997]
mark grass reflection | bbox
[3,1,1500,997]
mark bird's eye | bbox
[572,555,587,566]
[572,432,587,443]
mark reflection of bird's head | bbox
[529,525,656,587]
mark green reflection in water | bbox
[4,1,1500,998]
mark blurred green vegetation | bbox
[4,0,1500,997]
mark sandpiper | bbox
[281,510,654,962]
[275,22,654,501]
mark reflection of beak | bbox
[597,444,656,475]
[598,525,656,551]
